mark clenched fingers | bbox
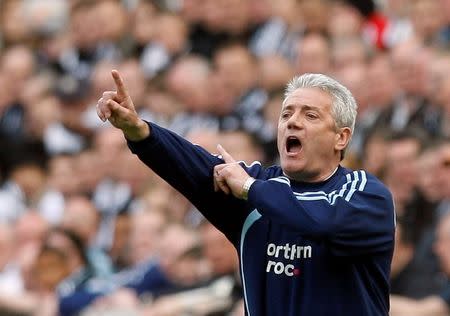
[97,91,117,121]
[213,164,231,194]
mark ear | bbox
[335,127,352,152]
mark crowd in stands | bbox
[0,0,449,315]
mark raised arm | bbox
[96,71,252,241]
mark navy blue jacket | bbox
[128,122,396,316]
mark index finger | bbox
[217,144,236,163]
[111,69,129,97]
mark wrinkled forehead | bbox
[282,87,333,110]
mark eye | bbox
[280,111,292,120]
[306,112,319,120]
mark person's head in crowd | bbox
[93,0,127,43]
[61,195,100,247]
[418,142,450,203]
[116,59,147,107]
[179,0,205,23]
[367,53,399,109]
[328,0,366,39]
[131,0,157,46]
[186,128,221,153]
[298,0,331,34]
[0,72,15,111]
[334,63,371,115]
[263,92,284,134]
[0,45,36,100]
[208,72,235,115]
[0,0,32,45]
[442,0,450,24]
[19,72,55,109]
[93,126,127,178]
[434,208,450,277]
[54,74,92,110]
[115,151,155,195]
[247,0,273,25]
[200,221,238,276]
[391,216,415,278]
[14,211,49,248]
[429,55,450,113]
[165,55,212,112]
[127,210,167,265]
[0,222,14,271]
[140,178,173,215]
[409,0,446,46]
[14,211,49,289]
[258,55,295,93]
[267,0,301,28]
[32,245,71,293]
[361,129,391,178]
[165,186,193,223]
[158,223,205,286]
[144,89,184,120]
[383,128,428,214]
[91,60,118,98]
[385,0,410,18]
[390,38,433,97]
[203,0,251,35]
[108,212,131,268]
[25,95,62,140]
[440,144,450,198]
[220,130,265,164]
[295,32,331,75]
[7,159,48,205]
[213,43,259,98]
[70,0,100,51]
[75,149,103,195]
[47,154,80,196]
[331,36,371,72]
[153,13,189,54]
[44,227,88,273]
[22,0,68,38]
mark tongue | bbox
[288,143,302,153]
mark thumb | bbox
[105,99,129,120]
[217,144,236,163]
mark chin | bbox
[280,162,305,178]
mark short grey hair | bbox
[283,73,358,132]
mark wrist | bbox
[124,119,150,142]
[242,177,255,200]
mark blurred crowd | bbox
[0,0,449,315]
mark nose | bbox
[287,111,302,130]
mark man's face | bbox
[277,87,344,181]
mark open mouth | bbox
[286,136,302,154]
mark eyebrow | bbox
[282,104,321,112]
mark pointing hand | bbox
[213,144,253,199]
[96,70,149,141]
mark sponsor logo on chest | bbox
[266,243,312,277]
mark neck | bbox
[286,165,339,183]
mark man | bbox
[97,71,395,315]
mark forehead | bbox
[283,87,332,110]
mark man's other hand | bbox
[214,144,253,199]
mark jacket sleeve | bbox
[246,170,395,256]
[127,122,259,242]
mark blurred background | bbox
[0,0,449,315]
